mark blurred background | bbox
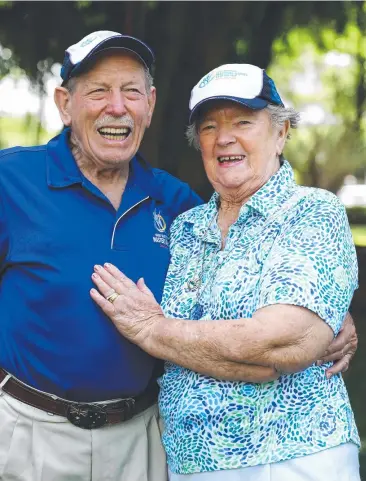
[0,0,365,476]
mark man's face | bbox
[57,52,156,169]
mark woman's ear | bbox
[276,119,290,156]
[54,87,72,126]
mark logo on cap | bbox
[80,36,97,48]
[199,69,248,88]
[199,73,215,88]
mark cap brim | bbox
[189,96,268,123]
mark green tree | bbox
[0,0,354,197]
[269,2,366,192]
[0,1,365,473]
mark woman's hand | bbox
[318,312,358,378]
[90,263,164,346]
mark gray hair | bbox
[64,66,154,94]
[186,104,300,150]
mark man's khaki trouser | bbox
[0,391,167,481]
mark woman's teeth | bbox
[217,155,244,163]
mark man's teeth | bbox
[98,127,130,140]
[218,155,244,163]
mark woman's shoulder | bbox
[275,185,352,244]
[285,185,347,219]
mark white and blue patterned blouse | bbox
[159,160,360,474]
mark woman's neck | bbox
[217,200,243,248]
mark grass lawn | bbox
[351,225,366,247]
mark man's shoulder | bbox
[150,167,191,192]
[0,144,47,168]
[150,167,203,216]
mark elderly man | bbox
[0,31,357,481]
[0,31,201,481]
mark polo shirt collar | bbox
[245,160,296,219]
[190,193,220,243]
[46,128,82,187]
[128,152,166,203]
[46,128,165,202]
[189,160,296,240]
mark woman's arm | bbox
[90,269,330,378]
[139,303,333,374]
[91,194,357,380]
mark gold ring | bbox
[106,292,120,304]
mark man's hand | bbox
[317,312,358,378]
[90,263,163,346]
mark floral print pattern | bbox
[159,161,359,474]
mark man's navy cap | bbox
[189,63,284,123]
[60,30,155,84]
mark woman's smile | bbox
[217,154,246,167]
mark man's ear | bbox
[146,86,156,128]
[54,87,73,126]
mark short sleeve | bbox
[257,195,358,335]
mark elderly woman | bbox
[90,64,360,480]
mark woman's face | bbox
[198,102,288,203]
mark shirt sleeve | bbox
[257,194,358,335]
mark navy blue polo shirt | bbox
[0,129,202,401]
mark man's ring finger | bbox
[106,292,120,304]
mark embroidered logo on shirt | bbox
[153,209,167,232]
[153,209,169,247]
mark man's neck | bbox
[71,142,130,211]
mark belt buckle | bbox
[66,403,107,429]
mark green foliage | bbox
[269,4,366,192]
[350,225,366,246]
[0,44,16,78]
[0,115,55,149]
[347,207,366,225]
[76,1,91,9]
[235,39,248,57]
[0,1,365,473]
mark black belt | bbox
[0,368,158,429]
